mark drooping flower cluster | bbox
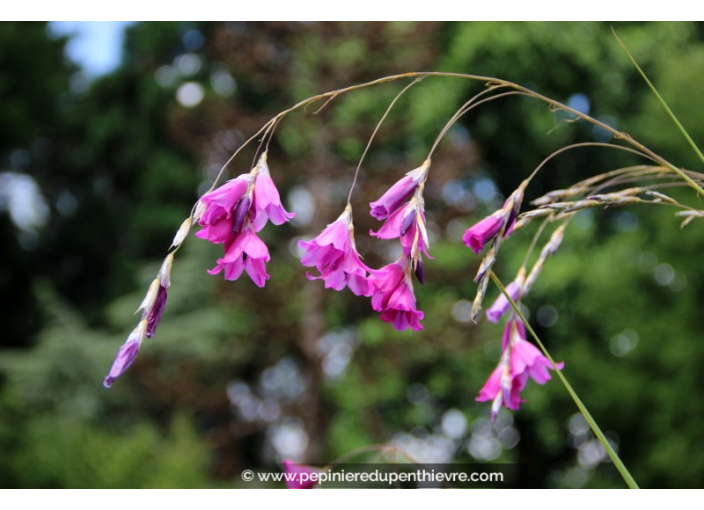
[196,153,294,287]
[296,161,430,331]
[366,161,430,329]
[103,154,294,388]
[104,254,174,388]
[476,316,563,421]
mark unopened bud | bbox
[415,260,425,285]
[158,253,175,288]
[400,208,416,237]
[171,218,192,248]
[137,277,161,316]
[232,194,252,234]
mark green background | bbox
[1,21,703,488]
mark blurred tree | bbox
[1,21,704,488]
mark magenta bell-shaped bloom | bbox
[196,175,252,238]
[283,460,320,489]
[207,225,271,287]
[477,317,563,421]
[369,160,430,220]
[369,258,424,331]
[251,155,295,231]
[464,185,525,254]
[298,208,373,296]
[104,320,147,388]
[463,210,506,254]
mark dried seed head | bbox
[474,240,498,283]
[510,217,531,233]
[158,253,175,288]
[471,273,490,324]
[681,216,696,229]
[416,210,430,251]
[645,190,678,205]
[524,259,544,295]
[520,208,553,220]
[531,187,589,206]
[171,218,192,249]
[588,193,641,206]
[544,224,566,257]
[524,224,566,294]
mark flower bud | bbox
[171,218,192,248]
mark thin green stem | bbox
[613,29,704,166]
[490,271,640,489]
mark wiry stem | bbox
[490,271,640,489]
[612,29,704,166]
[347,77,424,205]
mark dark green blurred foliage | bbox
[1,21,704,488]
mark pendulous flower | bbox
[369,160,430,220]
[462,210,506,254]
[476,317,563,421]
[463,182,527,254]
[197,175,252,232]
[298,206,373,296]
[207,224,271,287]
[251,153,295,231]
[369,257,424,331]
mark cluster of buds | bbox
[298,160,430,331]
[464,180,527,322]
[104,154,293,387]
[463,180,569,419]
[103,253,174,387]
[368,160,431,330]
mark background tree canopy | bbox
[1,21,703,488]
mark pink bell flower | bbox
[477,317,563,421]
[369,258,424,331]
[369,160,430,220]
[463,184,526,254]
[207,225,271,287]
[251,154,295,231]
[462,210,506,254]
[197,175,252,233]
[298,207,373,296]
